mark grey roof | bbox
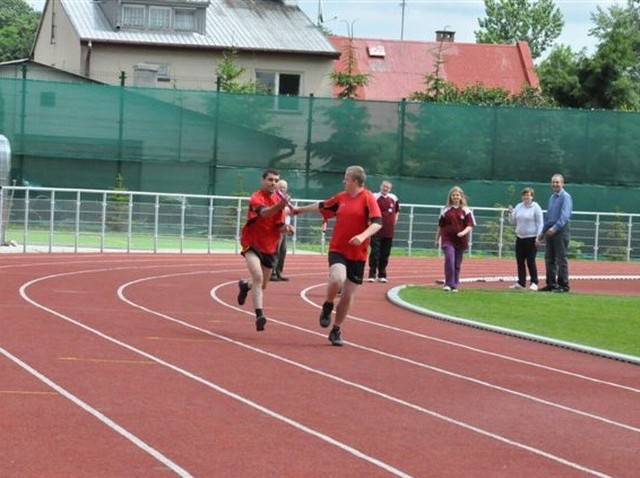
[61,0,339,57]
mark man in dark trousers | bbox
[367,180,400,283]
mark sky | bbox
[25,0,621,56]
[298,0,621,55]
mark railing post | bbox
[594,213,600,261]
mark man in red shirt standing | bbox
[237,169,294,331]
[294,166,382,346]
[367,180,400,283]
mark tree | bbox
[581,0,640,110]
[475,0,563,59]
[536,45,588,108]
[330,37,370,99]
[0,0,40,62]
[537,0,640,110]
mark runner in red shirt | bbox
[294,166,382,346]
[237,169,294,331]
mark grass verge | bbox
[398,286,640,358]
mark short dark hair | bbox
[262,168,280,179]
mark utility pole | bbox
[400,0,406,40]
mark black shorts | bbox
[328,251,365,285]
[242,247,276,269]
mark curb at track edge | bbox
[386,285,640,366]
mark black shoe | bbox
[319,302,333,328]
[540,285,558,292]
[278,276,289,281]
[237,280,250,305]
[269,275,280,282]
[255,315,267,331]
[328,328,343,346]
[554,286,570,293]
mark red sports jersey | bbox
[438,206,475,250]
[240,189,285,254]
[321,189,382,261]
[374,192,400,238]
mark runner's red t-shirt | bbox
[240,189,285,254]
[321,189,382,261]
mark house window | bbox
[255,71,301,111]
[175,9,196,31]
[149,7,171,30]
[157,64,171,82]
[122,5,145,28]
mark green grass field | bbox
[398,286,640,358]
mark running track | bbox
[1,253,640,477]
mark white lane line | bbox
[128,274,610,477]
[18,266,617,477]
[304,283,640,394]
[18,267,410,478]
[0,345,192,478]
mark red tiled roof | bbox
[328,36,539,101]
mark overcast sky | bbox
[299,0,621,54]
[26,0,621,55]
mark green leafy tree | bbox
[475,0,563,59]
[580,1,640,110]
[536,45,588,108]
[537,0,640,111]
[209,49,277,133]
[0,0,40,62]
[330,37,370,99]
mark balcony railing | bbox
[1,186,638,261]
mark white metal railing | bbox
[1,186,639,261]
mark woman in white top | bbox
[508,187,544,290]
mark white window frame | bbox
[255,71,302,112]
[149,6,171,30]
[122,4,145,28]
[156,64,171,82]
[174,9,196,31]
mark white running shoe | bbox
[367,277,376,282]
[509,283,524,289]
[443,285,452,292]
[378,277,388,283]
[529,283,539,291]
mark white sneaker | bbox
[378,277,388,283]
[443,286,452,292]
[451,288,459,293]
[367,278,376,282]
[509,283,524,289]
[529,283,538,291]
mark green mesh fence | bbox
[1,77,640,211]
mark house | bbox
[31,0,339,96]
[328,32,539,101]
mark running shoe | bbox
[237,280,250,305]
[319,301,334,328]
[328,328,343,346]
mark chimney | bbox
[435,30,455,42]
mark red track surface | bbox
[1,254,639,477]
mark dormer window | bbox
[149,7,172,30]
[175,9,196,31]
[122,5,145,28]
[119,3,202,33]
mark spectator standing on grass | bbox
[270,178,292,282]
[237,169,294,331]
[537,173,573,293]
[435,186,475,292]
[293,166,382,346]
[508,187,543,291]
[367,180,400,283]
